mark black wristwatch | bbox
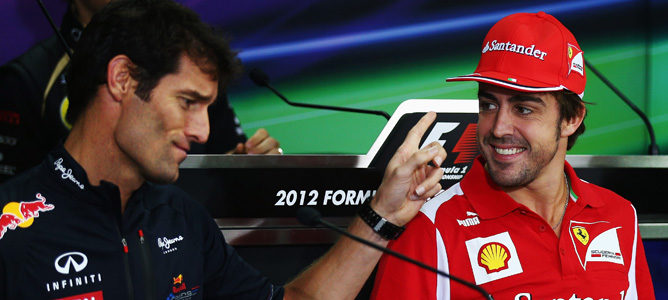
[358,201,405,240]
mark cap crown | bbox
[448,12,586,98]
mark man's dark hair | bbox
[66,0,241,124]
[554,90,587,150]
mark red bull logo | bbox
[0,193,54,239]
[166,273,199,300]
[172,274,186,294]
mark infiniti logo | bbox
[54,252,88,274]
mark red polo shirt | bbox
[372,157,654,300]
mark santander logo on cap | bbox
[481,40,548,61]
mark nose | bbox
[491,106,514,138]
[185,108,210,144]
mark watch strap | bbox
[357,201,405,240]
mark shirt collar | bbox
[564,159,604,208]
[47,145,91,193]
[460,157,522,219]
[44,145,136,209]
[461,156,604,220]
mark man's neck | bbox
[64,107,143,212]
[504,154,569,228]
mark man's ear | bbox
[106,55,135,102]
[561,102,586,137]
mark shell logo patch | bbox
[572,226,589,245]
[567,43,584,77]
[569,220,624,270]
[478,242,510,273]
[465,232,523,285]
[0,193,55,239]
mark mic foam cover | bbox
[249,68,270,87]
[296,207,322,226]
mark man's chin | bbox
[145,168,180,184]
[493,167,541,189]
[486,161,529,188]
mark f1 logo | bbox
[420,122,460,149]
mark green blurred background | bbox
[224,0,668,155]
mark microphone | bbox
[584,60,659,155]
[296,207,494,300]
[249,68,391,120]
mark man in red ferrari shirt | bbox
[372,11,655,300]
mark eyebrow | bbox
[478,90,546,106]
[178,89,216,103]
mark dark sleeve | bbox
[0,62,48,183]
[0,36,64,183]
[190,93,247,154]
[196,204,284,299]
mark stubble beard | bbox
[144,147,181,184]
[480,126,561,188]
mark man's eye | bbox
[181,98,196,107]
[479,102,497,111]
[516,106,532,114]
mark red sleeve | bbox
[371,213,440,299]
[632,229,655,299]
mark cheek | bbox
[521,123,556,146]
[159,106,187,132]
[476,115,493,136]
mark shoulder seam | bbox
[420,183,464,224]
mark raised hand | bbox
[371,111,446,226]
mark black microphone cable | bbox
[584,59,659,155]
[296,207,494,300]
[249,68,391,120]
[35,0,73,59]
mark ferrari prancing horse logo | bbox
[573,226,589,245]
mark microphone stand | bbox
[584,60,659,155]
[35,0,73,58]
[250,68,391,120]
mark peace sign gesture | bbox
[371,111,447,226]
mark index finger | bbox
[401,111,436,148]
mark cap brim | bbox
[446,73,565,94]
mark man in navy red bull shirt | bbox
[0,0,447,299]
[372,12,655,299]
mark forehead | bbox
[155,55,218,101]
[477,83,556,104]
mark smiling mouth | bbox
[494,147,525,155]
[173,142,190,153]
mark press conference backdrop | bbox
[2,0,667,155]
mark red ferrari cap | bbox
[447,12,586,99]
